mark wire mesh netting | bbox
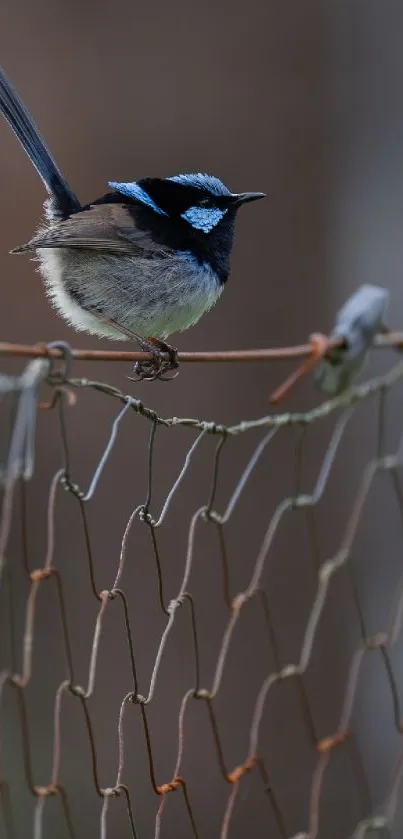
[1,349,403,839]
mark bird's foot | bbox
[128,337,179,382]
[85,310,179,382]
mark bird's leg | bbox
[86,310,179,382]
[87,308,144,343]
[129,337,179,382]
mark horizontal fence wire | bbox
[1,339,403,839]
[0,329,403,363]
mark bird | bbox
[0,65,265,380]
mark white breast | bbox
[36,247,224,340]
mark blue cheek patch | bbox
[108,181,168,216]
[181,206,227,233]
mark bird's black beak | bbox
[231,191,266,207]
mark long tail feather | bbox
[0,65,81,216]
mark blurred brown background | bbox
[1,1,403,837]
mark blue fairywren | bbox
[0,65,265,379]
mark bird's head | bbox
[108,173,265,235]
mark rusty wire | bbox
[0,330,403,363]
[1,326,402,405]
[1,345,403,838]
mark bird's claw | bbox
[128,340,179,382]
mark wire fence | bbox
[1,318,403,838]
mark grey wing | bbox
[11,203,173,258]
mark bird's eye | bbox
[199,197,214,208]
